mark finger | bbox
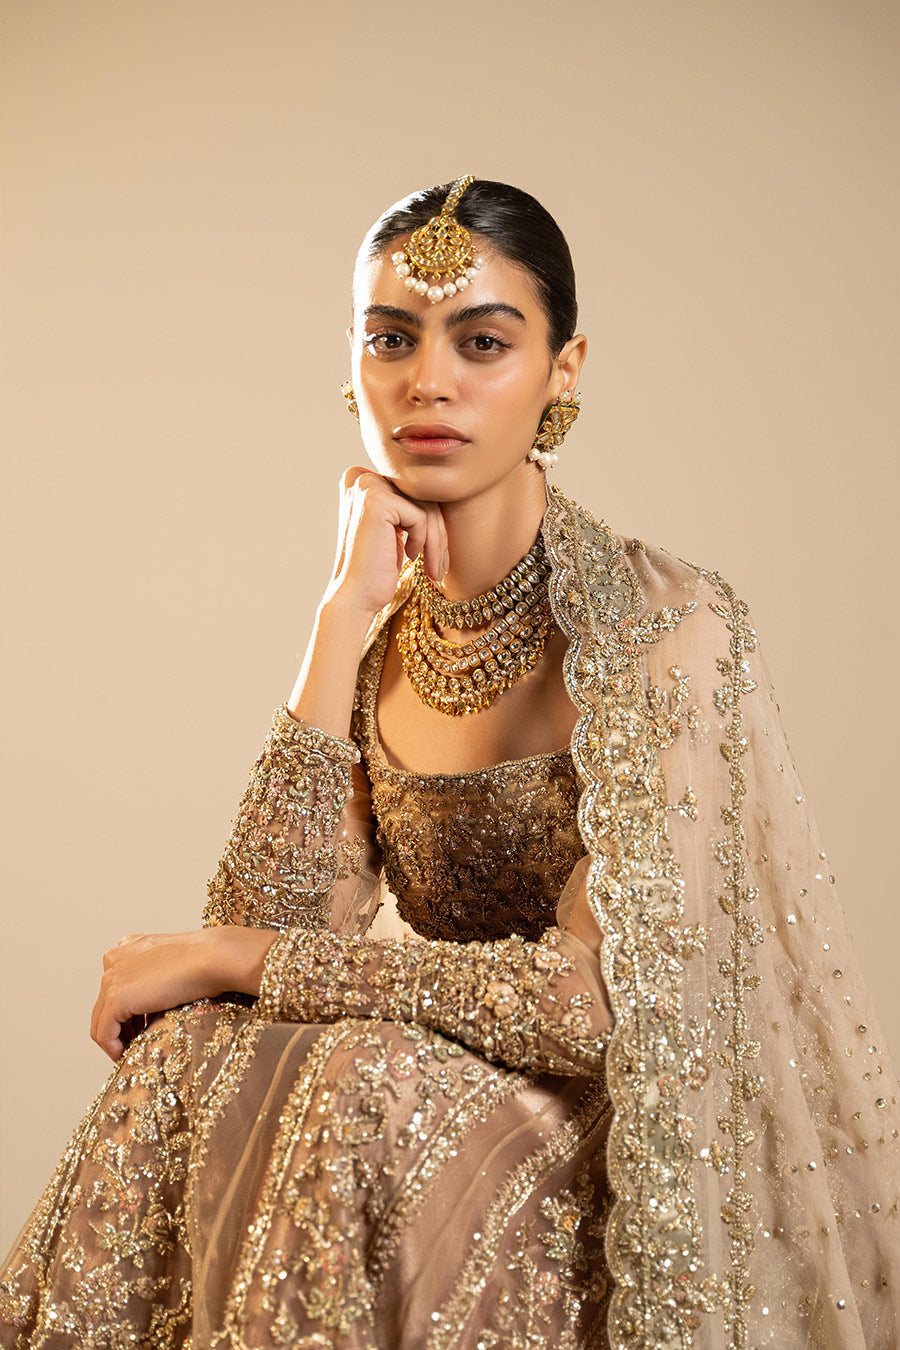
[90,986,106,1053]
[341,464,372,492]
[421,504,446,583]
[96,988,134,1062]
[439,509,450,577]
[400,511,429,564]
[385,489,445,577]
[103,935,139,970]
[334,467,374,576]
[333,467,366,575]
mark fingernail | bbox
[443,549,450,577]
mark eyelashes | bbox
[363,332,407,353]
[468,334,511,354]
[362,331,511,356]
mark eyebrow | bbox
[363,301,527,328]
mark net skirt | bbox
[0,998,613,1348]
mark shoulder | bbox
[620,534,746,618]
[547,484,753,636]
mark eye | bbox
[363,331,412,354]
[463,333,511,355]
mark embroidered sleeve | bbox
[203,706,375,932]
[256,925,614,1075]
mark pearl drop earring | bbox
[526,390,581,471]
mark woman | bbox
[1,176,897,1348]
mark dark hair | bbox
[358,178,577,356]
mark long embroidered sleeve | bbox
[256,923,614,1076]
[203,705,381,933]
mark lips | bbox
[393,423,470,456]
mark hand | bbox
[325,466,449,619]
[90,926,278,1062]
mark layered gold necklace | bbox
[397,534,554,716]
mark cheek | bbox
[469,365,544,428]
[356,358,409,405]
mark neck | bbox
[438,462,549,602]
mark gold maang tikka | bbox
[391,175,483,304]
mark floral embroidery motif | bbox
[354,623,587,943]
[543,484,726,1344]
[701,573,763,1343]
[646,664,701,750]
[203,707,362,932]
[0,1004,215,1345]
[258,925,612,1077]
[427,1081,613,1349]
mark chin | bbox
[384,465,474,504]
[364,449,466,500]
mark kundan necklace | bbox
[397,533,554,716]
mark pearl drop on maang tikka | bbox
[391,174,483,303]
[392,252,484,304]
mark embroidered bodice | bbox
[352,624,587,943]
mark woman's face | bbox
[348,237,586,504]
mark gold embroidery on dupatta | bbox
[542,484,726,1347]
[700,571,763,1345]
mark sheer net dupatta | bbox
[543,482,900,1348]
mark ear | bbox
[552,333,588,398]
[346,324,354,351]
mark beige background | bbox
[1,0,898,1251]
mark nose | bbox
[406,335,458,405]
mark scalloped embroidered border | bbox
[542,484,721,1348]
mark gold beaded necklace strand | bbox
[396,534,554,716]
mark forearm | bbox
[286,593,377,740]
[203,594,384,932]
[256,926,614,1076]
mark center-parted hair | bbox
[358,179,578,356]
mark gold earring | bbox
[341,381,359,423]
[527,390,581,470]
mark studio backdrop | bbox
[1,0,898,1254]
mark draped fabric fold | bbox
[1,481,898,1348]
[540,482,900,1346]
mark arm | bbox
[92,472,452,1060]
[203,470,448,933]
[202,696,379,933]
[255,867,614,1077]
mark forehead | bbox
[352,238,545,325]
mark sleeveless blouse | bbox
[352,623,587,944]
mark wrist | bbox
[317,585,380,632]
[210,925,280,998]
